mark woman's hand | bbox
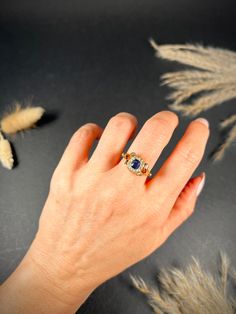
[0,111,209,313]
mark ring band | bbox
[121,152,152,177]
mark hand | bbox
[0,111,209,313]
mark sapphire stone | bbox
[131,158,140,170]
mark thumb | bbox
[162,172,205,239]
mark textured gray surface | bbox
[0,1,235,313]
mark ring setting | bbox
[121,152,152,177]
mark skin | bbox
[0,111,209,313]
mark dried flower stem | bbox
[220,115,236,129]
[213,124,236,161]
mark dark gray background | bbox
[0,1,236,313]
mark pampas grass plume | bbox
[150,39,236,160]
[0,132,14,169]
[131,253,236,314]
[0,103,45,134]
[150,39,236,117]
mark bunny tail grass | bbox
[131,253,236,314]
[0,132,14,169]
[150,39,236,117]
[0,103,45,134]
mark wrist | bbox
[0,248,95,314]
[25,247,95,310]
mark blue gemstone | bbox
[131,158,140,170]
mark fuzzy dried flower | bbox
[0,103,45,134]
[0,132,14,169]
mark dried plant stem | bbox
[213,123,236,161]
[219,252,230,296]
[220,115,236,129]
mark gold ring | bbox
[121,152,152,177]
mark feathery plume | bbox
[0,103,45,134]
[150,39,236,160]
[131,253,236,314]
[150,39,236,116]
[0,132,14,169]
[150,39,236,73]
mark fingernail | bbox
[196,172,206,196]
[195,118,209,128]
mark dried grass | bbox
[131,253,236,314]
[150,39,236,161]
[150,39,236,116]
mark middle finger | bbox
[117,111,179,181]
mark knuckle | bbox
[50,171,71,195]
[145,112,178,134]
[155,117,170,130]
[181,206,194,222]
[143,118,170,144]
[160,225,169,242]
[187,206,195,216]
[177,145,202,166]
[146,116,168,129]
